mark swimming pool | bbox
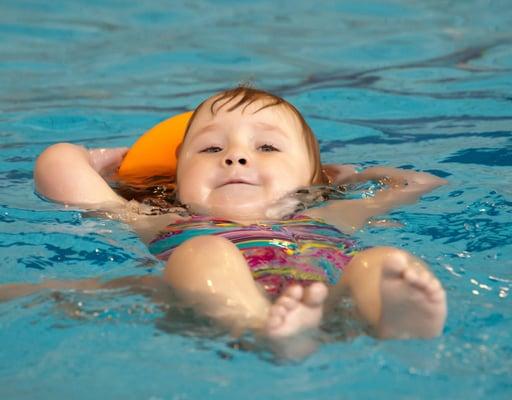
[1,0,511,398]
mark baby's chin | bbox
[183,184,300,221]
[188,191,277,221]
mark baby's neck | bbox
[184,189,306,223]
[187,202,270,223]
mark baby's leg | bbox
[163,235,271,333]
[0,276,168,303]
[164,236,329,339]
[0,278,103,302]
[335,247,446,339]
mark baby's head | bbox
[175,87,327,219]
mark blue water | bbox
[1,0,511,398]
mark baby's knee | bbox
[361,246,408,258]
[171,235,238,259]
[164,235,242,280]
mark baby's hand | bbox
[88,147,129,176]
[322,164,359,184]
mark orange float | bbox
[118,111,193,183]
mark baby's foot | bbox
[378,253,447,339]
[265,282,328,339]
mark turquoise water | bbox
[1,0,511,398]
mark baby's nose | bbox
[224,157,247,166]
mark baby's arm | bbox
[34,143,128,207]
[35,143,187,242]
[322,164,359,184]
[307,166,447,232]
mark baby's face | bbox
[176,96,312,220]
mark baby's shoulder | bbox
[118,202,190,243]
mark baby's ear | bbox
[175,143,182,158]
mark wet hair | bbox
[180,86,328,185]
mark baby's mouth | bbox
[218,179,256,187]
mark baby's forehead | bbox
[192,94,301,129]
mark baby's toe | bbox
[303,282,328,306]
[266,314,283,329]
[404,268,430,289]
[269,304,287,318]
[281,285,303,301]
[275,295,299,311]
[266,305,286,328]
[428,279,446,300]
[403,267,420,284]
[426,276,441,291]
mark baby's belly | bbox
[240,244,355,297]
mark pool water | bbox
[1,0,511,398]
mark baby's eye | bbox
[200,146,222,153]
[258,144,279,152]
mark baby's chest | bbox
[185,220,350,249]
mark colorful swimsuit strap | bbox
[148,215,294,255]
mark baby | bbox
[7,87,447,345]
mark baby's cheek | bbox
[178,168,212,204]
[182,182,210,205]
[266,179,298,201]
[282,166,309,188]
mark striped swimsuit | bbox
[148,215,357,297]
